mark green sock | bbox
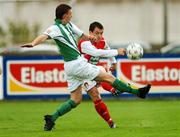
[112,79,139,94]
[51,99,77,122]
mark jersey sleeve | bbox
[43,25,60,39]
[81,41,118,57]
[104,41,117,64]
[70,22,84,38]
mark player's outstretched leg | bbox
[112,79,151,99]
[100,82,121,96]
[137,84,151,99]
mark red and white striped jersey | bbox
[78,38,117,65]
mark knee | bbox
[75,100,81,106]
[91,91,100,98]
[88,89,101,101]
[98,72,115,84]
[71,96,82,106]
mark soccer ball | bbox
[126,43,143,60]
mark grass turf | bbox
[0,99,180,137]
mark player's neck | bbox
[61,20,68,25]
[55,18,68,25]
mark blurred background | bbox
[0,0,180,53]
[1,1,180,137]
[0,0,180,100]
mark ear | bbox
[62,13,67,19]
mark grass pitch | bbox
[0,99,180,137]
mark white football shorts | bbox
[64,57,100,92]
[82,66,106,92]
[82,79,97,92]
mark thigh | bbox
[94,71,115,84]
[70,86,83,104]
[97,65,106,72]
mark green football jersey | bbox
[44,19,83,61]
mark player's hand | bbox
[88,35,97,42]
[109,63,117,72]
[117,48,126,55]
[21,43,33,48]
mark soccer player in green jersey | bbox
[22,4,151,131]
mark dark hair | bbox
[89,22,104,32]
[55,4,71,19]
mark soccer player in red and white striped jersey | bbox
[78,22,125,96]
[78,22,126,128]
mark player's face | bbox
[90,27,103,42]
[63,10,72,23]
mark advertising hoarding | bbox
[3,56,109,99]
[117,58,180,93]
[3,55,180,99]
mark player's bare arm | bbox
[21,34,49,48]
